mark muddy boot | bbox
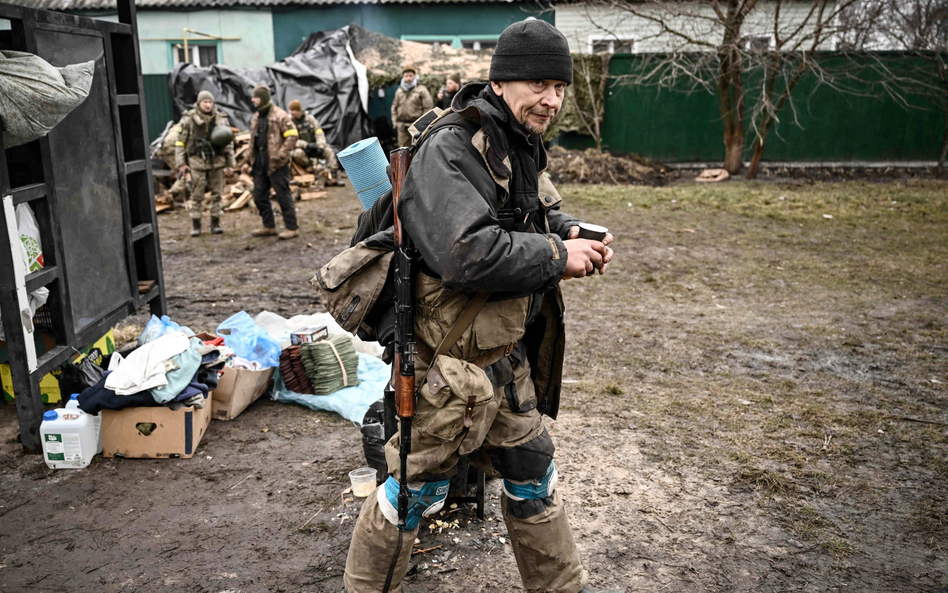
[210,217,223,235]
[278,229,299,240]
[190,219,201,237]
[251,226,278,237]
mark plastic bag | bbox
[0,51,95,149]
[217,311,280,368]
[138,314,194,346]
[0,205,49,340]
[361,399,389,479]
[58,348,106,398]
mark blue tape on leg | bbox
[502,460,558,501]
[379,476,451,530]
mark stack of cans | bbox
[279,346,313,394]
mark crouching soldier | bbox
[158,119,187,199]
[175,90,235,237]
[287,99,342,186]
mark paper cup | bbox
[577,222,609,241]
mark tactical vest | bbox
[295,117,316,144]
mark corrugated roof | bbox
[5,0,526,10]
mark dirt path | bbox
[1,179,946,592]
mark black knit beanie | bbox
[489,19,573,85]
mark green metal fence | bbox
[143,73,173,142]
[602,52,946,163]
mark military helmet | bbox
[210,124,234,148]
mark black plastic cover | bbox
[169,26,369,150]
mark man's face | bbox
[252,96,261,108]
[290,108,302,119]
[490,79,566,135]
[199,99,214,113]
[446,79,460,93]
[403,71,416,84]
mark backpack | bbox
[311,108,479,346]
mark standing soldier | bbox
[175,90,235,236]
[390,65,433,147]
[435,73,461,110]
[287,99,342,186]
[343,19,618,593]
[241,84,300,240]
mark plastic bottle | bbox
[66,393,102,454]
[39,409,97,469]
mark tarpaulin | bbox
[169,26,370,149]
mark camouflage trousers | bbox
[291,138,338,173]
[395,122,413,148]
[343,353,587,593]
[188,167,224,220]
[161,155,187,197]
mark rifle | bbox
[389,147,414,529]
[381,146,413,593]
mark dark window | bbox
[591,38,634,54]
[461,40,497,51]
[174,43,218,67]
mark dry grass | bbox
[555,179,948,559]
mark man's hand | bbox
[178,164,190,175]
[565,226,614,276]
[224,167,234,177]
[563,239,610,278]
[240,163,250,175]
[437,88,444,101]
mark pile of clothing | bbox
[78,332,225,415]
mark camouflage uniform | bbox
[174,105,236,221]
[391,82,433,147]
[290,111,338,179]
[158,121,187,197]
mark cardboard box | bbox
[290,325,329,345]
[101,402,211,459]
[1,329,115,403]
[211,366,274,421]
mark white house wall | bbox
[555,2,839,53]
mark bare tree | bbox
[839,0,948,170]
[577,0,873,178]
[566,52,612,150]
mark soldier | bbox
[287,99,342,186]
[157,119,187,199]
[343,20,618,593]
[240,84,300,240]
[390,65,433,147]
[435,73,461,110]
[175,90,235,237]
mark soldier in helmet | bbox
[287,99,342,186]
[175,90,236,237]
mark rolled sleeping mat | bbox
[337,137,392,210]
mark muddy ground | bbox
[1,177,947,592]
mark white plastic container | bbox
[66,393,102,454]
[40,409,97,469]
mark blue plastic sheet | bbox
[270,352,390,425]
[217,311,281,368]
[138,314,194,346]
